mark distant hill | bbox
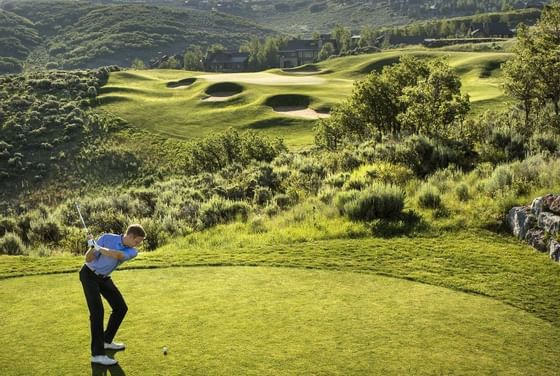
[0,9,41,73]
[0,0,275,71]
[78,0,551,34]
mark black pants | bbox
[79,265,128,356]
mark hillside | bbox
[0,0,275,71]
[0,9,41,73]
[82,0,552,34]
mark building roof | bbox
[206,52,249,64]
[280,39,321,52]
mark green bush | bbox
[0,216,18,237]
[273,193,291,209]
[485,164,513,195]
[29,217,63,243]
[333,190,361,213]
[455,183,470,202]
[417,184,442,209]
[198,196,250,229]
[0,233,26,255]
[139,217,168,251]
[340,184,405,221]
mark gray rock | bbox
[506,206,534,239]
[525,228,548,252]
[549,240,560,262]
[549,196,560,215]
[537,212,560,235]
[531,197,546,217]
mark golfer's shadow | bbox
[90,350,126,376]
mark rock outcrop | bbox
[507,194,560,262]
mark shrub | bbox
[29,217,63,243]
[333,190,361,213]
[198,196,250,229]
[249,215,268,234]
[253,186,273,206]
[273,193,291,209]
[139,217,168,251]
[324,173,349,188]
[60,226,87,255]
[342,183,405,221]
[0,216,18,237]
[0,233,26,255]
[485,164,513,195]
[417,184,442,209]
[455,183,470,202]
[343,176,367,190]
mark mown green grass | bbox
[2,228,559,325]
[97,49,512,147]
[1,266,559,375]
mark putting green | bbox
[1,267,558,375]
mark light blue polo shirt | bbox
[85,233,138,276]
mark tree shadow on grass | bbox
[368,210,431,238]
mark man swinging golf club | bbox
[77,206,146,366]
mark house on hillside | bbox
[205,52,249,72]
[278,38,337,68]
[469,22,514,38]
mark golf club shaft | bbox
[76,204,89,234]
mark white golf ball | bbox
[162,346,168,355]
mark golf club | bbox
[76,204,95,250]
[76,204,89,233]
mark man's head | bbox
[123,224,146,247]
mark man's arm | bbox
[97,246,125,261]
[85,234,125,261]
[85,247,98,263]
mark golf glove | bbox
[87,239,102,251]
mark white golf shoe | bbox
[91,355,118,366]
[104,341,126,350]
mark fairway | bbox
[1,267,559,375]
[97,49,512,147]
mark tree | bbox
[332,25,351,53]
[318,42,335,61]
[314,56,470,149]
[207,44,226,54]
[184,46,204,71]
[131,58,145,69]
[502,24,542,129]
[397,59,470,138]
[502,2,560,129]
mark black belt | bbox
[85,265,110,279]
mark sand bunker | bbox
[197,73,325,86]
[167,78,196,89]
[202,92,238,102]
[273,106,330,119]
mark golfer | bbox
[79,224,146,366]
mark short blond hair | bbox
[125,224,146,238]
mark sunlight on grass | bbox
[97,50,513,147]
[1,267,558,375]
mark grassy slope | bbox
[2,229,559,325]
[97,49,512,147]
[1,266,559,375]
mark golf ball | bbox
[162,346,168,355]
